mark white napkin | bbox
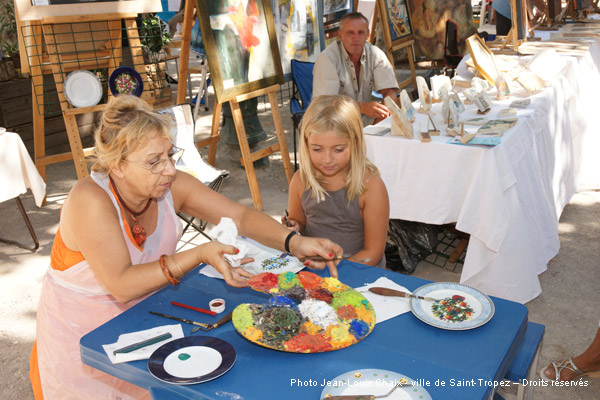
[102,324,184,364]
[210,217,249,267]
[354,277,412,324]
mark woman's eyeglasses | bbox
[123,147,185,174]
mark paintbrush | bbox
[299,254,371,263]
[149,311,211,330]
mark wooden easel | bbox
[175,1,293,210]
[16,1,163,181]
[176,0,220,165]
[500,0,529,53]
[224,85,294,210]
[370,0,417,90]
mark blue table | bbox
[80,261,528,400]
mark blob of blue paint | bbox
[349,319,369,339]
[269,295,296,307]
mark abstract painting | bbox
[270,0,323,79]
[195,0,284,103]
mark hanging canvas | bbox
[270,0,324,80]
[195,0,284,103]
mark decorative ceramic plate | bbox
[409,282,494,330]
[109,66,143,97]
[147,336,236,385]
[64,70,103,108]
[232,271,376,353]
[320,369,432,400]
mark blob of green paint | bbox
[178,353,191,361]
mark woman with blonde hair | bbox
[284,95,389,268]
[30,95,342,399]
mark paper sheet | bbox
[354,277,412,324]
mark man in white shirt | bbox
[313,12,399,124]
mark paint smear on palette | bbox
[232,271,376,353]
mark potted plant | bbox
[136,13,173,102]
[0,0,18,80]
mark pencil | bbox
[112,332,172,355]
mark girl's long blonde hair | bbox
[298,95,379,202]
[91,95,173,173]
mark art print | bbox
[400,89,415,122]
[416,76,432,111]
[195,0,284,103]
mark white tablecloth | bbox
[0,131,46,207]
[365,39,600,304]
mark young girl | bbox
[285,95,389,268]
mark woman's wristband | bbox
[284,231,298,254]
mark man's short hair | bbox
[339,12,369,31]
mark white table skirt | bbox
[366,39,600,304]
[0,131,46,207]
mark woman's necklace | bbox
[109,176,152,246]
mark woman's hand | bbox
[289,236,343,278]
[197,241,253,287]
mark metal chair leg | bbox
[0,197,40,251]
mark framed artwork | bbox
[195,0,284,103]
[377,0,413,46]
[270,0,325,81]
[466,34,499,85]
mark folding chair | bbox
[290,59,315,169]
[158,104,229,240]
[443,20,464,76]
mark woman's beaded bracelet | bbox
[159,254,180,285]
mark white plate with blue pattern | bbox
[409,282,494,330]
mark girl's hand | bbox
[197,241,253,287]
[290,236,343,278]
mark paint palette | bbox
[232,271,376,353]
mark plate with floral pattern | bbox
[409,282,494,330]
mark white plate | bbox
[409,282,495,330]
[320,369,432,400]
[64,70,103,108]
[148,336,236,385]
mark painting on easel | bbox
[271,0,324,80]
[195,0,284,103]
[379,0,413,45]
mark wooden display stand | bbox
[175,1,293,210]
[370,0,417,90]
[15,0,163,181]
